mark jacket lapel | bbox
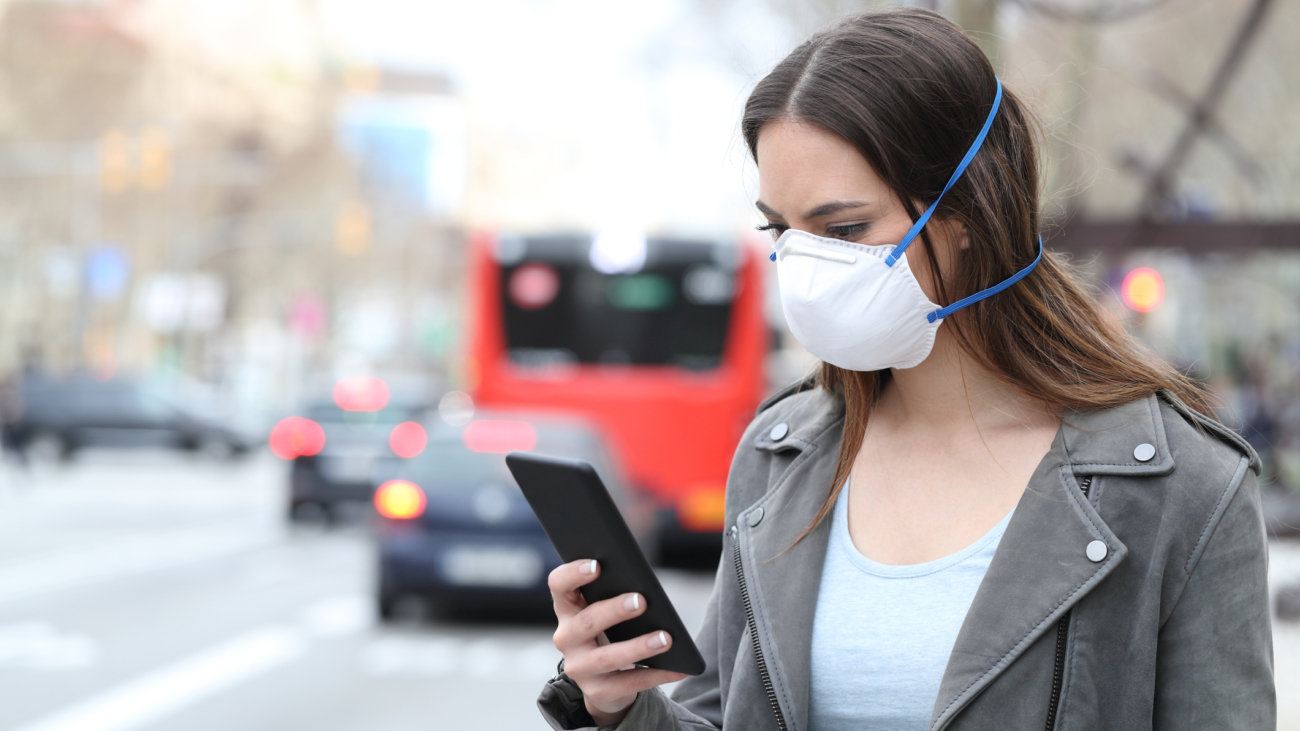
[736,390,845,731]
[929,394,1176,730]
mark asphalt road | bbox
[0,449,1297,730]
[0,450,714,731]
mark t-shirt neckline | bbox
[832,481,1014,579]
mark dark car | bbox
[1,373,252,462]
[278,392,433,522]
[372,411,653,619]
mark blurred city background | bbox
[0,0,1297,728]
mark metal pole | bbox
[1137,0,1276,220]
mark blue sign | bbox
[86,245,129,300]
[337,96,466,215]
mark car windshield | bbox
[306,403,420,427]
[406,442,514,486]
[404,423,624,496]
[499,235,736,370]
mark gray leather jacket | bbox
[539,384,1275,730]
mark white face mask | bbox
[776,229,944,370]
[771,77,1043,372]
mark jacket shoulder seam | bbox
[1157,391,1261,472]
[1184,454,1251,576]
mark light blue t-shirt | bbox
[808,484,1012,731]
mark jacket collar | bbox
[752,376,837,455]
[752,385,1177,474]
[1058,392,1175,477]
[738,387,1172,731]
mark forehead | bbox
[755,119,889,210]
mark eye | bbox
[826,223,867,239]
[755,222,788,240]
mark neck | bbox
[876,326,1057,435]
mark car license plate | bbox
[320,455,374,482]
[442,546,542,588]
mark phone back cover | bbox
[507,452,706,676]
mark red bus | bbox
[464,231,768,560]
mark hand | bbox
[549,559,689,726]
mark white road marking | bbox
[301,594,372,637]
[0,622,97,670]
[0,526,276,606]
[359,635,559,681]
[9,627,305,731]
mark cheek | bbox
[903,248,941,303]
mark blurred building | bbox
[0,0,1297,491]
[0,0,465,429]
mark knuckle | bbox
[547,567,565,592]
[575,610,598,635]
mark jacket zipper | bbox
[731,524,789,731]
[1045,475,1092,731]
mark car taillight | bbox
[389,421,427,458]
[375,479,426,519]
[678,486,726,532]
[333,376,390,412]
[268,417,326,460]
[461,420,538,454]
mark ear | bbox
[956,224,972,251]
[932,217,971,252]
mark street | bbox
[0,450,1296,730]
[0,450,713,731]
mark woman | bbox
[540,8,1274,730]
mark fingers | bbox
[549,559,600,619]
[553,591,647,651]
[561,629,675,679]
[547,560,684,718]
[582,666,690,706]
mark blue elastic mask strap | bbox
[926,234,1042,323]
[884,78,1003,268]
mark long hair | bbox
[742,7,1211,538]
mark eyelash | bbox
[755,222,868,239]
[827,223,867,238]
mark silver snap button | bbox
[769,423,789,441]
[1086,540,1107,562]
[747,508,765,527]
[1133,443,1156,462]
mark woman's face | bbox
[754,118,965,305]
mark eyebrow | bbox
[754,199,870,220]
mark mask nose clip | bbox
[773,241,857,265]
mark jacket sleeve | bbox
[1153,463,1275,730]
[536,554,729,731]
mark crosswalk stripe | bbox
[9,627,304,731]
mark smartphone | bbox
[506,451,706,676]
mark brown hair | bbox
[742,7,1211,535]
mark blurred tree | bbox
[953,0,1001,66]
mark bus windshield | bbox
[499,235,737,370]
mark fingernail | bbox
[624,594,640,611]
[579,560,597,575]
[648,631,668,649]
